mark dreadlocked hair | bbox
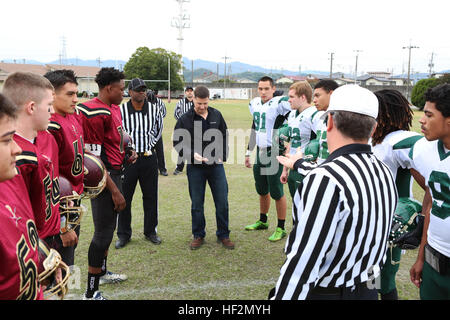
[372,89,413,146]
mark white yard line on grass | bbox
[65,278,278,300]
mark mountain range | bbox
[1,57,447,81]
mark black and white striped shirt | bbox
[174,97,194,120]
[156,97,167,119]
[273,144,397,300]
[120,99,163,153]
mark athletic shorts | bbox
[253,147,284,200]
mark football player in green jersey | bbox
[279,81,323,198]
[245,77,291,241]
[409,84,450,300]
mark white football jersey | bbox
[314,120,329,164]
[410,138,450,257]
[372,130,423,198]
[249,96,291,148]
[286,106,324,155]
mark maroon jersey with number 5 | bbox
[14,132,60,239]
[77,98,125,170]
[35,130,61,239]
[0,177,43,300]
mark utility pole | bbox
[222,55,230,99]
[402,42,419,101]
[171,0,191,77]
[96,57,102,67]
[428,52,435,77]
[354,50,362,83]
[329,52,334,79]
[191,60,194,86]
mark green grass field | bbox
[67,99,425,300]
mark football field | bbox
[68,99,425,300]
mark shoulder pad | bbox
[77,103,111,118]
[16,151,38,167]
[48,121,61,131]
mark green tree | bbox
[437,73,450,85]
[124,47,184,92]
[411,78,440,110]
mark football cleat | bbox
[268,227,287,242]
[83,290,107,300]
[38,239,70,299]
[245,220,269,231]
[99,271,128,285]
[82,153,107,199]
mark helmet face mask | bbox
[38,239,70,299]
[60,196,86,229]
[82,154,107,199]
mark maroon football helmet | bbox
[123,131,135,155]
[123,131,136,163]
[59,175,85,229]
[83,153,107,199]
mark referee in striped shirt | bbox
[148,90,168,176]
[273,85,398,300]
[115,78,163,249]
[173,86,194,174]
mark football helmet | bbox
[123,131,136,164]
[83,153,107,199]
[123,131,135,154]
[59,175,85,228]
[389,197,423,249]
[303,139,320,162]
[38,239,70,299]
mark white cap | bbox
[321,85,379,120]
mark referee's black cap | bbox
[129,78,147,91]
[185,86,194,91]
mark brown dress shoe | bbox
[190,237,204,250]
[218,238,235,250]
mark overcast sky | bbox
[1,0,449,74]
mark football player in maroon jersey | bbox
[45,70,83,266]
[2,72,61,246]
[78,67,133,300]
[0,93,43,300]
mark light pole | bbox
[222,55,230,99]
[168,55,171,103]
